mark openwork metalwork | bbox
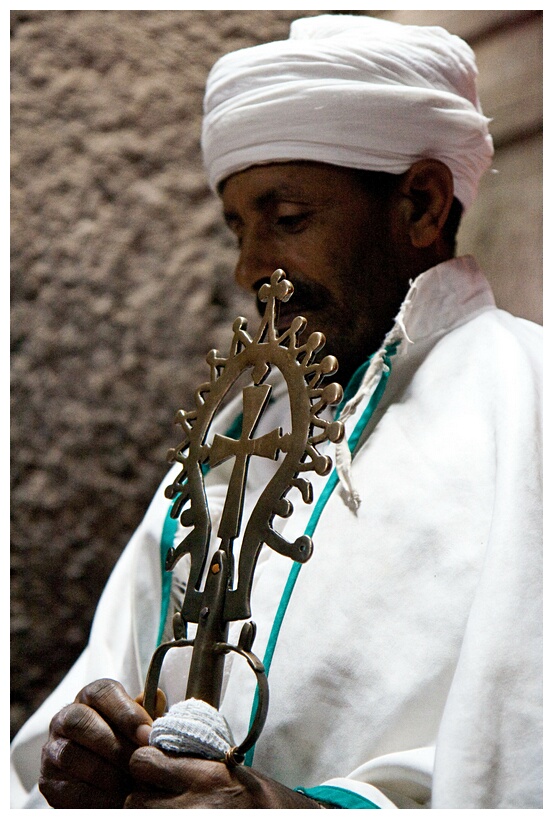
[143,269,344,761]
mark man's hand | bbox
[39,677,318,809]
[39,678,153,809]
[125,747,319,809]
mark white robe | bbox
[11,256,542,809]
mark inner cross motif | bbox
[209,383,287,549]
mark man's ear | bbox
[396,159,455,249]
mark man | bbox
[11,14,542,809]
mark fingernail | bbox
[135,723,152,746]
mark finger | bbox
[135,688,167,719]
[128,747,229,793]
[49,702,137,769]
[41,735,131,792]
[76,678,152,746]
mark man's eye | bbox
[276,213,310,232]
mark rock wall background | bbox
[11,10,542,739]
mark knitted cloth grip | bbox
[149,698,234,759]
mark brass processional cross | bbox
[143,269,344,762]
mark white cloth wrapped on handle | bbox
[149,698,234,760]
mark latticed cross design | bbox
[143,270,344,735]
[164,269,344,625]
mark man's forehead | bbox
[221,160,317,189]
[220,161,357,205]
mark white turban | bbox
[202,14,494,211]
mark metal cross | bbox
[143,269,344,761]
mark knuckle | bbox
[40,744,58,778]
[77,678,121,706]
[49,703,93,739]
[59,702,97,737]
[42,736,70,769]
[76,678,146,737]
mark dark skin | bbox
[222,159,455,386]
[39,159,455,809]
[39,680,317,809]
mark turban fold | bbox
[202,14,493,210]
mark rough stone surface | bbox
[11,10,542,740]
[10,9,323,738]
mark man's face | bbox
[221,161,411,386]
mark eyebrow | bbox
[255,185,312,208]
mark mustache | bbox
[253,275,330,320]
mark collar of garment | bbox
[340,254,495,417]
[333,255,496,505]
[395,254,495,347]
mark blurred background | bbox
[11,10,542,739]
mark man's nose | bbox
[233,230,281,293]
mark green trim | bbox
[296,785,380,809]
[245,342,399,767]
[157,504,179,646]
